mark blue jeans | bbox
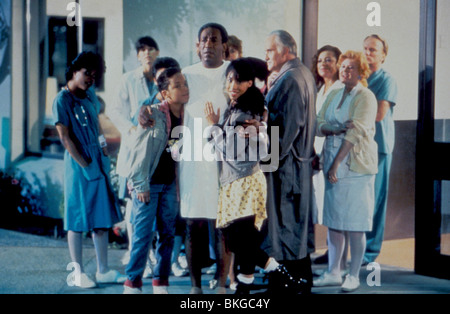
[365,153,392,263]
[126,181,179,284]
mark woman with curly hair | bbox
[313,51,378,292]
[53,51,125,289]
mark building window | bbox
[42,17,105,155]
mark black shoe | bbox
[235,281,252,295]
[265,264,309,295]
[234,275,257,295]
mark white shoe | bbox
[313,268,349,277]
[209,279,218,289]
[96,269,127,284]
[206,263,217,275]
[123,285,142,294]
[341,275,360,292]
[178,255,188,269]
[75,273,97,289]
[143,263,153,279]
[172,262,188,277]
[230,282,238,291]
[153,285,169,294]
[313,271,343,287]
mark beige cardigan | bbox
[317,85,378,175]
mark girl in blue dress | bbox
[53,52,125,288]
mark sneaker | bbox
[96,269,127,284]
[75,273,97,289]
[123,285,142,294]
[229,281,238,291]
[209,278,218,289]
[341,275,360,292]
[206,263,217,275]
[123,279,143,294]
[153,285,169,294]
[178,255,188,269]
[313,271,343,287]
[313,268,349,278]
[143,263,153,279]
[172,262,188,277]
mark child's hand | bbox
[204,101,220,125]
[137,191,150,203]
[138,106,155,129]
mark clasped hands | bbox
[204,102,266,138]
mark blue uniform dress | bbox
[365,68,398,263]
[53,88,122,232]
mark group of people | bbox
[310,35,397,291]
[53,21,397,294]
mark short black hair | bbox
[135,36,159,53]
[226,59,265,116]
[226,58,256,83]
[156,67,182,92]
[198,23,228,44]
[65,51,105,82]
[152,57,181,78]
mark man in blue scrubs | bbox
[363,35,398,264]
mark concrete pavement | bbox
[1,228,450,295]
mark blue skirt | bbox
[64,146,122,232]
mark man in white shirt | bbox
[139,23,231,294]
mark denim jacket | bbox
[209,108,269,186]
[126,103,169,193]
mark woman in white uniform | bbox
[313,51,378,292]
[311,45,343,225]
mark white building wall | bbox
[318,0,421,121]
[123,0,302,72]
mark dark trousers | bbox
[222,216,269,276]
[185,218,230,288]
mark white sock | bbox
[348,231,366,277]
[237,273,254,284]
[264,257,280,272]
[328,229,345,276]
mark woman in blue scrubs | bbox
[53,52,125,288]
